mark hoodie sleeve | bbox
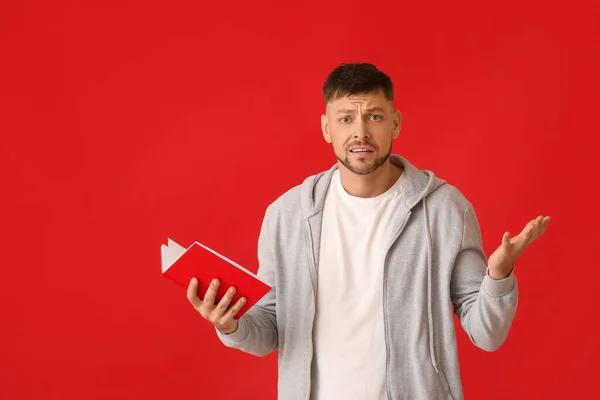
[215,208,278,356]
[450,202,519,352]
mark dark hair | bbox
[322,63,394,104]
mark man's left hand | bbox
[487,215,551,280]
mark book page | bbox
[161,238,187,273]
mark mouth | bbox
[349,147,374,154]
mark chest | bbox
[316,194,404,292]
[320,190,401,252]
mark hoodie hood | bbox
[299,153,447,373]
[300,154,447,217]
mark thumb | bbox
[502,232,511,247]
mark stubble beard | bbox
[336,142,392,176]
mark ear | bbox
[392,109,402,139]
[321,113,332,143]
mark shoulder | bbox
[424,180,475,228]
[429,182,470,210]
[268,184,303,214]
[264,170,326,218]
[419,180,480,243]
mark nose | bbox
[352,118,370,140]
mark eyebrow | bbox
[336,107,385,115]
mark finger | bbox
[203,279,220,308]
[533,215,548,234]
[527,215,551,241]
[531,217,543,237]
[216,286,237,314]
[502,232,511,247]
[521,219,536,236]
[524,216,543,240]
[541,216,551,234]
[187,278,203,309]
[224,297,247,320]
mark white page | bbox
[161,238,264,282]
[161,238,187,273]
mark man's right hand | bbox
[187,277,247,334]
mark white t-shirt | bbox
[311,168,405,400]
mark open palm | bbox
[487,215,551,279]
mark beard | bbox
[336,141,392,176]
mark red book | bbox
[161,238,271,319]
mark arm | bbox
[215,208,278,356]
[450,203,519,352]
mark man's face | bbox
[321,90,401,175]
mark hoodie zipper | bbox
[304,222,318,400]
[382,210,411,400]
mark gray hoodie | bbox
[216,154,519,400]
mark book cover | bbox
[161,238,271,319]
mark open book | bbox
[161,238,272,319]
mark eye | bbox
[370,115,382,121]
[340,117,350,123]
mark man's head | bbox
[321,63,401,176]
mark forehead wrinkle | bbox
[326,95,390,115]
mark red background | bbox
[1,0,599,399]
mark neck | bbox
[338,160,403,198]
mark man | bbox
[186,63,551,400]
